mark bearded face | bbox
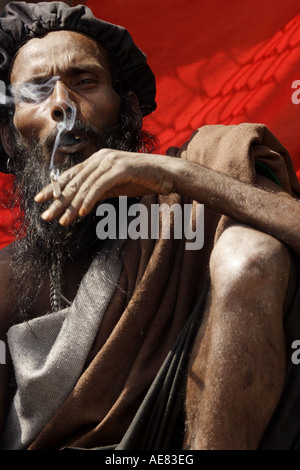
[8,97,156,317]
[5,30,157,317]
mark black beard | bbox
[8,108,157,317]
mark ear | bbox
[0,120,13,157]
[126,91,143,130]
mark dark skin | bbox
[0,30,300,447]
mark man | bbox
[0,1,300,450]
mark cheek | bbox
[13,104,50,140]
[12,87,122,139]
[13,106,26,132]
[82,89,121,128]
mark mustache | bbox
[43,119,103,151]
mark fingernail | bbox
[79,206,86,217]
[59,215,68,226]
[41,210,50,220]
[34,192,43,202]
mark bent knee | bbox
[209,224,290,299]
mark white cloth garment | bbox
[0,240,123,450]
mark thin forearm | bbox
[34,149,300,256]
[169,158,300,255]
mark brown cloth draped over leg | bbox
[20,123,300,450]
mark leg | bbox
[184,223,292,450]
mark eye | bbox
[79,78,96,85]
[75,73,100,88]
[13,76,59,104]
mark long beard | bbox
[8,110,156,317]
[11,119,107,264]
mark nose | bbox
[50,80,76,124]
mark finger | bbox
[57,203,80,226]
[56,153,119,223]
[41,156,110,222]
[59,167,107,225]
[34,182,54,202]
[77,155,157,216]
[35,150,112,203]
[78,167,132,216]
[34,153,101,203]
[34,164,83,203]
[40,193,70,221]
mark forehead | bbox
[10,30,112,84]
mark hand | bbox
[34,148,175,226]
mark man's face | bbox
[7,29,149,314]
[10,30,122,164]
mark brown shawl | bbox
[25,123,300,449]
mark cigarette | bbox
[50,169,61,199]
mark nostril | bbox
[52,106,74,121]
[53,109,63,119]
[65,107,73,119]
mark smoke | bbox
[46,80,76,173]
[0,76,77,192]
[11,76,76,169]
[0,79,5,104]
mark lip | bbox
[57,138,88,154]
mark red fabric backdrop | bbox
[0,0,299,248]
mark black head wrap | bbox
[0,1,156,172]
[0,1,156,115]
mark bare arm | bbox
[174,160,300,255]
[34,150,300,256]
